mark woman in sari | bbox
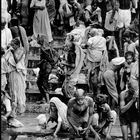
[5,37,26,116]
[10,17,29,67]
[46,97,69,138]
[30,0,53,43]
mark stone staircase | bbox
[25,36,66,113]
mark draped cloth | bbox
[30,0,53,42]
[4,47,26,115]
[86,36,108,86]
[1,0,11,27]
[1,57,9,91]
[49,97,69,129]
[65,25,87,82]
[10,26,29,67]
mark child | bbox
[91,94,117,140]
[123,31,139,60]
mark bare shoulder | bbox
[85,96,94,105]
[120,89,128,100]
[67,97,76,105]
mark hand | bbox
[132,92,138,102]
[2,116,7,121]
[53,133,58,138]
[39,6,45,10]
[75,127,80,136]
[106,134,112,140]
[109,18,114,24]
[81,127,88,135]
[95,133,101,140]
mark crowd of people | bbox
[1,0,139,140]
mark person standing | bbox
[103,57,125,109]
[30,0,53,43]
[119,83,138,140]
[117,0,136,50]
[10,17,29,67]
[1,17,13,52]
[5,38,26,117]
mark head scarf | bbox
[50,97,68,125]
[111,57,125,66]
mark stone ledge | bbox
[25,103,49,113]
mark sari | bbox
[10,25,29,67]
[49,97,69,129]
[5,46,26,115]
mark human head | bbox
[68,0,75,4]
[111,57,125,70]
[128,82,136,94]
[95,94,108,105]
[125,51,134,65]
[123,31,132,42]
[50,102,57,112]
[10,17,19,27]
[91,1,97,11]
[10,37,20,50]
[1,17,6,30]
[74,89,86,105]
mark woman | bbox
[30,0,53,42]
[46,97,69,138]
[10,17,29,67]
[5,37,26,116]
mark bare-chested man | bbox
[119,83,138,140]
[67,88,94,140]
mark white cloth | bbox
[111,57,125,66]
[3,97,12,112]
[117,9,131,28]
[1,27,13,51]
[104,10,119,31]
[50,97,69,128]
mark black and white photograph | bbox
[1,0,139,140]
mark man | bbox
[120,83,138,140]
[1,17,13,51]
[117,0,136,49]
[91,94,117,140]
[67,88,94,140]
[103,57,125,109]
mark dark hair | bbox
[95,94,108,105]
[10,18,19,26]
[125,51,134,61]
[11,37,20,46]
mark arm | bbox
[3,98,12,119]
[90,125,101,140]
[120,90,136,114]
[82,98,94,134]
[12,48,25,63]
[85,10,90,22]
[86,98,94,129]
[67,99,79,134]
[131,0,136,8]
[53,115,62,137]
